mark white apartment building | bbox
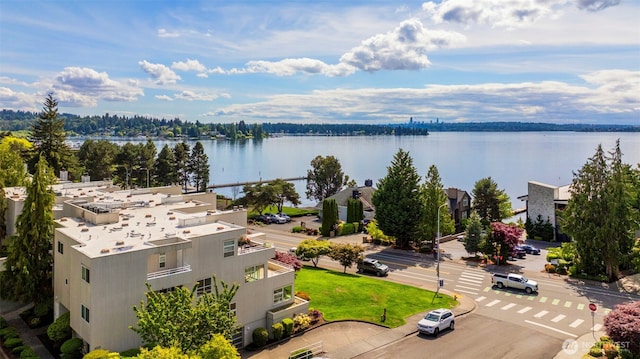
[4,182,308,352]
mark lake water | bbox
[108,132,640,209]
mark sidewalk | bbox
[0,303,54,359]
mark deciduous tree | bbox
[327,243,364,273]
[371,149,424,248]
[487,222,523,265]
[269,179,301,213]
[0,156,56,304]
[471,177,512,227]
[603,301,640,355]
[306,155,349,202]
[296,239,332,267]
[131,277,238,353]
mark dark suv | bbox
[357,258,389,277]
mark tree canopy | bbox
[306,155,348,202]
[0,156,56,304]
[189,141,210,192]
[420,165,455,244]
[327,243,364,273]
[296,239,332,267]
[471,177,512,226]
[371,149,424,248]
[562,141,637,280]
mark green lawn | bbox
[295,266,458,328]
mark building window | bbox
[81,305,90,323]
[159,253,166,268]
[196,277,212,296]
[244,265,264,283]
[229,302,237,318]
[57,241,63,254]
[463,198,468,207]
[81,266,90,283]
[223,240,235,257]
[273,285,292,304]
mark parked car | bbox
[357,258,389,277]
[278,212,291,222]
[521,244,541,255]
[266,213,287,224]
[491,273,538,294]
[417,308,455,336]
[513,246,526,259]
[256,214,272,224]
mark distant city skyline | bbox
[1,0,638,125]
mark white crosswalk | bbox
[454,270,485,296]
[472,289,611,335]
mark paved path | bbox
[1,303,55,359]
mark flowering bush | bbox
[274,251,302,271]
[293,314,311,331]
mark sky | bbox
[0,0,639,125]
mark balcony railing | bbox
[147,264,191,280]
[267,260,293,277]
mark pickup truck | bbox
[491,273,538,294]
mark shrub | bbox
[600,335,611,342]
[4,337,23,349]
[84,349,121,359]
[544,264,556,273]
[589,346,603,357]
[33,300,51,318]
[602,343,618,359]
[271,322,284,341]
[60,337,83,359]
[47,311,71,344]
[20,347,38,359]
[293,314,311,331]
[282,318,294,337]
[12,345,27,354]
[289,349,313,359]
[292,226,304,233]
[0,326,19,340]
[119,348,141,357]
[340,223,355,236]
[252,327,269,347]
[0,316,7,329]
[603,301,640,354]
[619,348,633,359]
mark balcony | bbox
[267,260,293,278]
[147,264,192,280]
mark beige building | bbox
[518,181,571,241]
[4,182,307,352]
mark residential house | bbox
[518,181,571,241]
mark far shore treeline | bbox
[0,109,637,140]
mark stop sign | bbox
[589,303,597,312]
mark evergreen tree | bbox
[346,198,363,224]
[28,93,75,179]
[464,211,483,256]
[189,141,210,192]
[421,165,455,245]
[270,178,301,213]
[371,149,424,248]
[306,155,348,202]
[471,177,512,227]
[562,141,636,280]
[321,198,338,237]
[77,139,119,181]
[155,144,177,186]
[174,142,191,192]
[0,156,56,304]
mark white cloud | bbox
[171,59,207,73]
[339,19,465,72]
[243,58,356,77]
[139,60,181,84]
[174,90,221,101]
[0,87,39,112]
[157,28,180,38]
[421,0,622,29]
[52,67,144,107]
[206,70,639,124]
[155,95,174,101]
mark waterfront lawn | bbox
[295,266,457,328]
[252,205,318,218]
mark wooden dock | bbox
[207,176,307,189]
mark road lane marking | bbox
[525,320,577,338]
[552,299,560,306]
[534,310,548,318]
[455,289,478,295]
[483,287,491,292]
[539,297,548,303]
[564,301,572,308]
[515,294,523,299]
[458,277,483,285]
[501,303,516,310]
[475,296,486,302]
[517,306,532,314]
[486,299,501,307]
[455,284,481,291]
[569,319,584,328]
[528,296,535,301]
[504,292,512,297]
[460,273,485,281]
[592,324,602,331]
[577,303,585,310]
[551,314,566,323]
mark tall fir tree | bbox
[563,141,635,280]
[471,177,512,227]
[372,148,425,248]
[189,141,210,192]
[321,198,338,237]
[155,144,177,186]
[421,165,455,245]
[0,156,56,304]
[28,93,75,179]
[173,142,191,192]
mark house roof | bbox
[315,186,376,211]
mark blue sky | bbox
[1,0,638,125]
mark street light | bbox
[434,202,448,300]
